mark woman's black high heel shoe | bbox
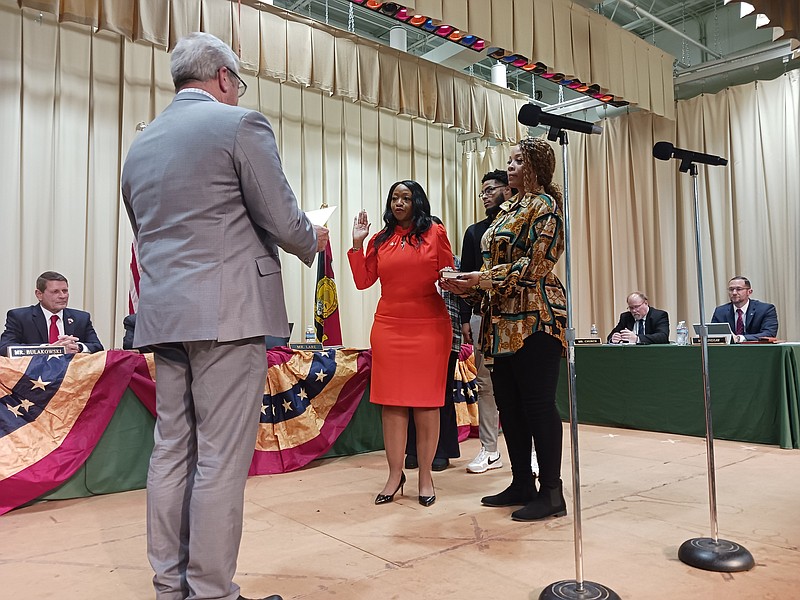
[418,483,436,507]
[375,472,406,505]
[418,493,436,507]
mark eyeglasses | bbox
[478,185,505,198]
[628,301,646,311]
[728,286,750,292]
[227,68,247,98]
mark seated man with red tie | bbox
[0,271,104,357]
[607,291,670,345]
[711,276,778,343]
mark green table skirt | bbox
[555,344,800,449]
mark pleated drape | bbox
[6,0,797,348]
[550,71,798,342]
[0,4,466,349]
[396,0,676,119]
[15,0,675,119]
[13,0,530,140]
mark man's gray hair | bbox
[171,32,240,92]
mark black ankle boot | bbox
[510,480,566,521]
[481,477,537,507]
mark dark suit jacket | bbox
[607,307,670,345]
[458,216,494,323]
[122,313,154,353]
[0,304,104,356]
[711,299,778,341]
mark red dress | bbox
[348,223,454,407]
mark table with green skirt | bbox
[555,343,800,449]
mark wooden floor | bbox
[2,424,799,600]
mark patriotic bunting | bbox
[1,346,477,515]
[0,351,138,515]
[454,344,479,440]
[249,347,370,474]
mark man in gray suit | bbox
[121,32,327,600]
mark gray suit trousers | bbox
[470,314,499,452]
[147,338,268,600]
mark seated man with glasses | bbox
[711,276,778,343]
[607,291,670,345]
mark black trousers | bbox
[491,332,563,488]
[406,350,460,459]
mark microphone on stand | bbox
[518,104,602,137]
[653,141,727,172]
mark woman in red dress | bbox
[348,180,454,507]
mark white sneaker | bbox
[466,446,502,474]
[531,448,539,476]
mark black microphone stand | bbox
[538,125,620,600]
[675,160,754,572]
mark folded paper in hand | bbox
[306,206,337,227]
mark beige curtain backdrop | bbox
[406,0,675,119]
[12,0,530,141]
[0,4,469,349]
[15,0,674,119]
[560,70,799,342]
[4,0,797,348]
[461,68,800,342]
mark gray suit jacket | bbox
[121,92,317,347]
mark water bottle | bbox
[305,325,317,344]
[590,324,599,339]
[676,321,688,346]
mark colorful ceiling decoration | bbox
[348,0,629,109]
[350,0,486,51]
[484,47,627,107]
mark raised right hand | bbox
[352,209,370,248]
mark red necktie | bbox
[735,308,744,336]
[49,315,59,344]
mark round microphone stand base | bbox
[539,580,621,600]
[678,537,755,572]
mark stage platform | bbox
[2,427,798,599]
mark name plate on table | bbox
[691,336,729,346]
[289,342,324,351]
[574,338,602,345]
[7,345,66,358]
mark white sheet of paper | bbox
[305,206,337,227]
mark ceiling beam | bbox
[613,0,723,59]
[674,40,796,84]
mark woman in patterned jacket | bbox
[441,137,568,522]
